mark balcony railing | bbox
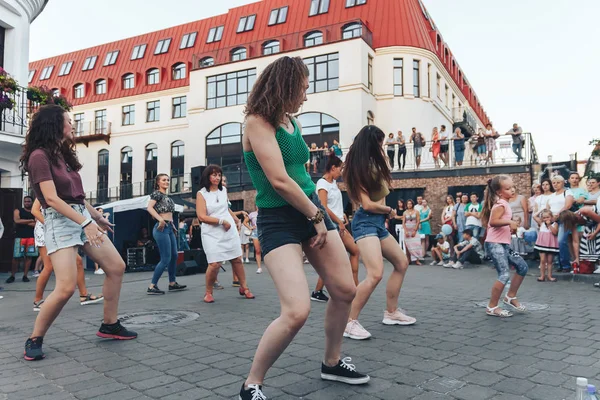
[74,121,111,147]
[0,85,28,137]
[192,19,373,71]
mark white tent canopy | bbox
[98,195,184,213]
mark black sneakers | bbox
[239,383,266,400]
[24,337,44,361]
[321,357,370,385]
[96,320,138,340]
[5,276,14,284]
[22,275,30,283]
[311,290,329,303]
[168,282,187,291]
[147,286,165,295]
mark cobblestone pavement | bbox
[0,260,597,400]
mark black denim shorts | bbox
[257,192,337,258]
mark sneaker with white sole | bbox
[443,262,454,268]
[256,268,262,274]
[33,299,44,312]
[382,309,417,326]
[245,258,250,263]
[239,383,266,400]
[94,269,105,275]
[430,260,437,266]
[452,261,463,269]
[321,357,370,385]
[343,320,371,340]
[437,261,445,266]
[594,267,600,274]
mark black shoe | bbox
[232,281,240,287]
[321,357,370,385]
[168,282,187,291]
[147,286,165,295]
[5,276,15,284]
[239,383,266,400]
[24,337,45,361]
[96,320,137,340]
[22,276,30,283]
[310,290,329,303]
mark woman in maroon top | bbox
[20,105,137,361]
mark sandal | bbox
[537,277,545,282]
[548,277,557,282]
[486,306,513,317]
[80,293,104,305]
[502,295,526,312]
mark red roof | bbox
[28,0,488,125]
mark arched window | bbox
[73,83,84,99]
[199,57,214,68]
[170,140,185,192]
[231,47,247,62]
[51,88,60,97]
[304,31,323,47]
[97,149,109,202]
[144,143,158,195]
[342,22,362,39]
[172,62,186,80]
[367,110,374,126]
[147,68,160,85]
[297,112,340,148]
[263,40,280,55]
[120,146,133,199]
[95,79,106,95]
[122,73,135,89]
[121,146,133,163]
[206,123,243,167]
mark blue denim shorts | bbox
[485,242,528,285]
[43,204,90,255]
[351,207,390,242]
[257,192,336,258]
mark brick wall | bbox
[228,171,532,235]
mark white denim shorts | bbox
[34,221,45,248]
[43,204,90,255]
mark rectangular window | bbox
[131,44,147,60]
[40,66,54,80]
[427,63,431,98]
[172,96,187,118]
[445,85,449,108]
[413,60,420,97]
[436,74,441,99]
[452,94,456,109]
[154,38,171,55]
[207,26,224,43]
[58,61,73,76]
[393,58,403,96]
[180,32,197,49]
[103,50,119,66]
[82,56,98,71]
[147,100,160,122]
[95,110,107,134]
[368,55,373,94]
[28,70,35,83]
[237,15,256,33]
[309,0,330,16]
[206,68,257,109]
[346,0,366,7]
[268,6,288,25]
[303,53,339,94]
[74,113,84,136]
[122,105,135,126]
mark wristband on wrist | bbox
[80,218,93,228]
[218,219,224,225]
[307,209,324,224]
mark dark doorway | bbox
[0,188,23,272]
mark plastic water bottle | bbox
[577,378,589,400]
[585,384,599,400]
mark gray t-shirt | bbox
[412,133,424,148]
[385,138,396,148]
[510,127,523,144]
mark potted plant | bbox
[0,94,15,110]
[0,67,18,93]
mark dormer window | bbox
[237,15,256,33]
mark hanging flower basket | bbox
[26,85,72,111]
[0,67,19,93]
[0,94,15,110]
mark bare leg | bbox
[572,231,580,264]
[488,281,505,309]
[547,254,555,280]
[538,253,546,280]
[10,257,19,278]
[349,237,384,321]
[76,255,88,297]
[315,277,325,292]
[23,257,32,278]
[506,274,525,300]
[231,257,249,290]
[380,236,409,313]
[341,231,360,286]
[253,238,262,270]
[34,247,53,303]
[205,263,220,294]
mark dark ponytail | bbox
[325,154,343,172]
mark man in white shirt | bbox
[439,125,449,167]
[464,193,483,239]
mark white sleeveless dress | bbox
[199,187,242,263]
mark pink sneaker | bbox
[343,320,372,340]
[382,309,417,326]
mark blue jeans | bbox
[485,242,528,284]
[152,222,178,285]
[558,222,571,269]
[512,143,523,162]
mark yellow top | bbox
[369,168,390,202]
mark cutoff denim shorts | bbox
[43,204,91,255]
[351,207,390,242]
[257,192,336,258]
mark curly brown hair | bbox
[244,56,309,129]
[20,104,82,173]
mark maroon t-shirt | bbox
[28,149,86,208]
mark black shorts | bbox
[440,144,449,153]
[257,192,337,258]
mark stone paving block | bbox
[529,371,569,387]
[52,371,104,386]
[470,360,508,372]
[525,385,573,400]
[142,381,195,398]
[115,368,165,384]
[463,370,503,387]
[71,383,128,400]
[159,387,217,400]
[491,377,536,396]
[372,383,424,400]
[130,374,179,391]
[196,372,241,390]
[4,383,63,400]
[451,383,498,400]
[87,389,144,400]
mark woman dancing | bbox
[31,198,103,311]
[240,56,368,400]
[21,105,136,361]
[342,125,416,341]
[311,155,361,303]
[195,165,255,303]
[146,174,187,295]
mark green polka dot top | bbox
[244,118,316,208]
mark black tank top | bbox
[15,208,34,238]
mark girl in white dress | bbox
[196,165,255,303]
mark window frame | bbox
[309,0,330,16]
[304,31,324,47]
[172,96,187,119]
[303,52,339,94]
[28,70,35,83]
[263,40,281,55]
[393,58,403,96]
[154,38,172,55]
[199,57,214,68]
[413,60,420,98]
[207,26,224,43]
[172,63,186,80]
[146,100,160,122]
[103,50,119,66]
[122,73,135,90]
[82,55,98,71]
[268,6,288,26]
[122,104,135,126]
[74,83,85,99]
[206,68,257,110]
[237,14,256,33]
[131,44,147,60]
[342,22,362,39]
[231,47,247,62]
[74,113,84,136]
[95,79,107,95]
[40,65,54,80]
[367,55,373,94]
[345,0,367,7]
[58,61,73,76]
[94,109,107,135]
[179,32,197,49]
[147,68,160,85]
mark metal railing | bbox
[192,19,373,71]
[74,121,112,138]
[0,85,28,137]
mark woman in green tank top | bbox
[237,56,369,400]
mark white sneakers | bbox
[344,320,372,340]
[94,269,105,275]
[437,261,445,266]
[256,268,262,274]
[594,266,600,274]
[245,258,250,263]
[382,309,417,326]
[443,261,463,269]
